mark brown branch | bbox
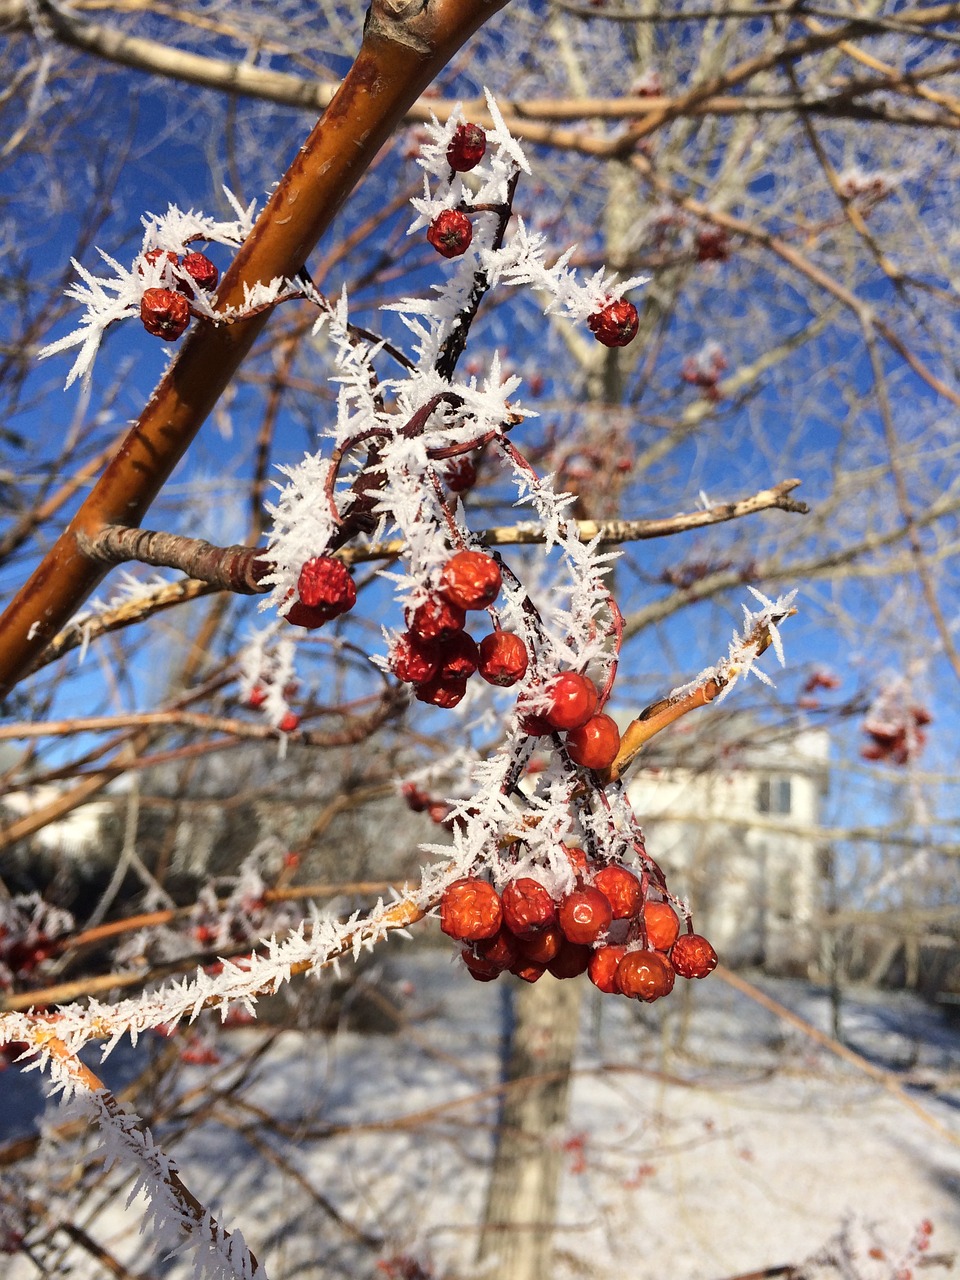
[0,0,510,697]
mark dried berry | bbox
[478,631,528,687]
[519,709,553,737]
[391,632,441,684]
[137,248,179,276]
[408,597,466,644]
[587,298,639,348]
[440,877,502,941]
[643,900,680,951]
[558,887,613,946]
[461,949,500,982]
[445,456,477,493]
[180,250,219,291]
[501,878,558,938]
[544,672,599,732]
[566,713,621,769]
[594,865,642,920]
[617,950,675,1001]
[415,674,468,709]
[427,209,473,258]
[140,287,190,340]
[547,939,592,979]
[297,556,356,618]
[440,550,502,610]
[285,598,337,629]
[671,933,718,979]
[511,960,547,983]
[476,927,521,971]
[588,945,627,994]
[447,123,487,171]
[437,631,479,682]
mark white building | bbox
[624,718,830,975]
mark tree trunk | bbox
[476,977,582,1280]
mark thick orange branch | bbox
[0,0,509,696]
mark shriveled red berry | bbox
[437,631,479,681]
[140,287,190,340]
[519,709,553,737]
[587,298,639,348]
[285,598,336,629]
[137,247,179,276]
[391,632,440,684]
[519,924,563,965]
[445,456,477,493]
[671,933,718,979]
[478,631,528,687]
[440,550,502,610]
[440,877,502,941]
[278,710,300,733]
[588,945,627,994]
[447,123,487,171]
[594,866,642,920]
[643,901,680,951]
[558,887,613,946]
[547,939,592,979]
[408,597,466,644]
[562,843,589,879]
[246,686,267,709]
[476,927,521,971]
[501,878,558,939]
[427,209,473,258]
[617,950,675,1001]
[297,556,356,618]
[402,782,431,812]
[544,673,599,732]
[566,713,620,770]
[415,674,468,709]
[461,948,501,982]
[511,960,547,983]
[180,251,219,291]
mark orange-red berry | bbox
[558,887,613,945]
[501,878,558,938]
[427,209,473,258]
[547,939,592,979]
[140,287,190,340]
[461,949,501,982]
[440,551,502,610]
[671,933,718,979]
[594,865,642,920]
[440,878,502,942]
[643,901,680,951]
[544,673,598,732]
[180,250,218,291]
[588,945,627,994]
[278,711,300,733]
[391,632,440,684]
[518,923,563,966]
[476,927,521,971]
[565,713,620,770]
[478,631,528,687]
[511,960,547,983]
[587,299,639,348]
[408,597,466,644]
[297,556,356,618]
[437,631,479,681]
[447,123,486,171]
[415,674,468,709]
[617,950,675,1001]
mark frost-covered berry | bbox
[440,550,502,610]
[445,456,477,493]
[427,209,473,258]
[478,631,528,687]
[297,556,356,618]
[501,878,558,938]
[140,288,190,340]
[565,713,620,769]
[180,251,219,291]
[617,950,675,1001]
[391,632,440,685]
[594,865,642,920]
[588,944,627,994]
[447,123,487,172]
[415,674,469,709]
[246,686,267,709]
[587,298,639,348]
[440,877,502,941]
[558,887,612,945]
[671,933,718,979]
[137,248,179,276]
[544,672,598,731]
[408,597,466,644]
[643,900,680,951]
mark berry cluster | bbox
[138,248,219,342]
[440,859,716,999]
[390,550,528,709]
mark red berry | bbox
[547,939,592,979]
[478,632,528,687]
[920,1220,934,1236]
[476,928,521,971]
[140,287,190,340]
[428,801,451,825]
[558,887,612,946]
[594,866,642,920]
[588,945,627,994]
[440,878,502,941]
[447,123,487,171]
[511,960,547,983]
[671,933,718,979]
[501,878,558,938]
[440,551,502,610]
[587,298,639,348]
[278,711,300,733]
[461,949,501,982]
[391,632,441,684]
[402,782,431,812]
[643,901,680,951]
[617,950,675,1001]
[519,924,563,965]
[519,709,553,737]
[180,251,219,291]
[544,673,599,731]
[297,556,356,618]
[427,209,473,258]
[445,456,477,493]
[437,631,479,682]
[565,714,621,769]
[246,686,267,709]
[415,674,468,709]
[285,598,337,629]
[562,843,589,879]
[137,247,179,276]
[408,597,466,644]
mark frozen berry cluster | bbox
[138,248,219,341]
[439,855,717,1000]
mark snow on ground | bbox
[3,942,959,1279]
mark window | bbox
[757,777,792,815]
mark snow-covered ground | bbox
[3,944,959,1279]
